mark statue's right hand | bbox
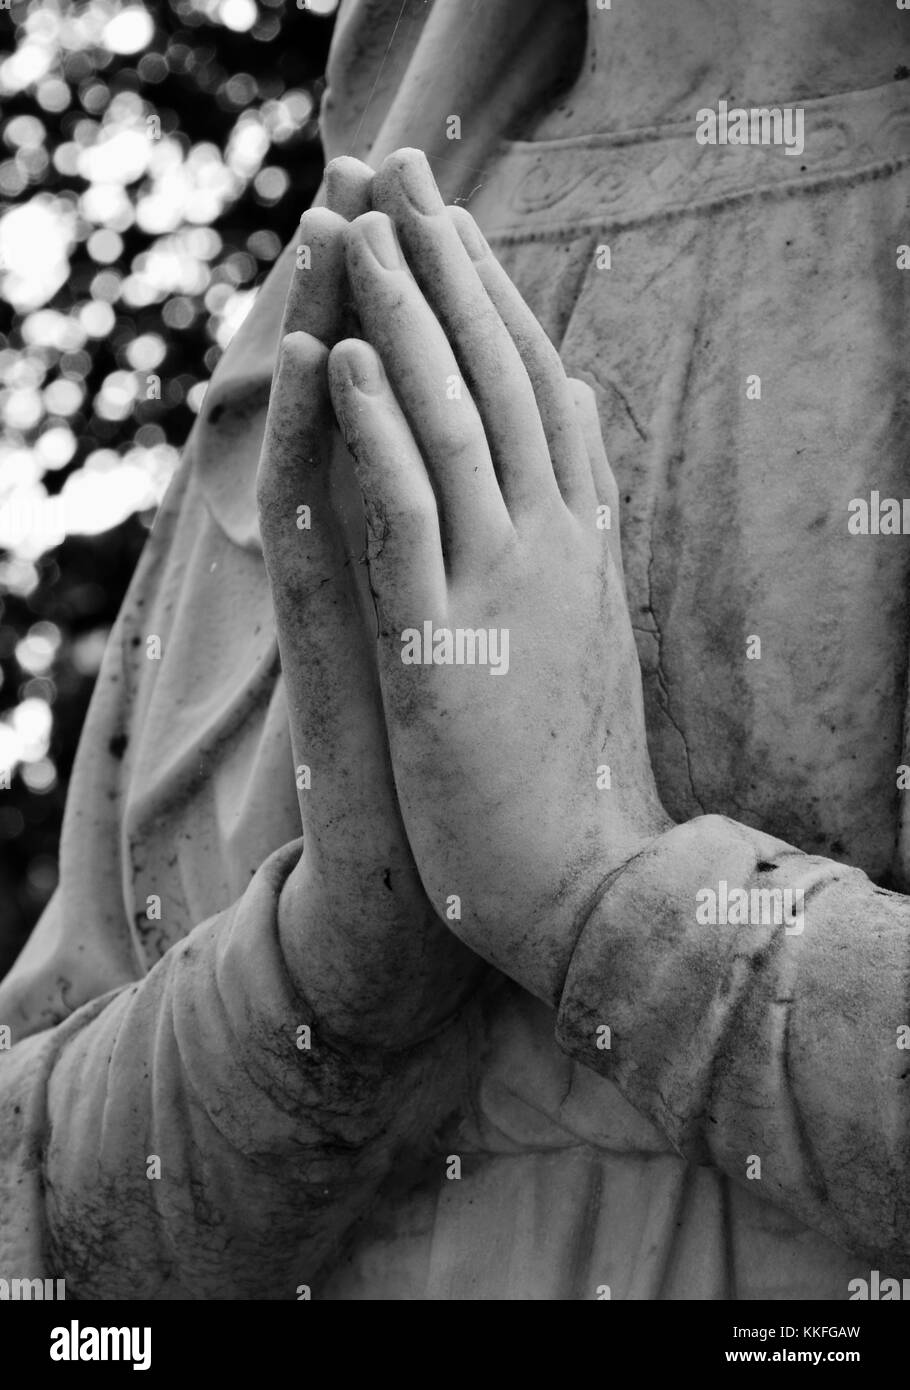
[257,181,481,1051]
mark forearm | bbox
[2,844,449,1299]
[556,814,910,1264]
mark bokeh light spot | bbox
[104,9,156,56]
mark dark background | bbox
[0,0,337,976]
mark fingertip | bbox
[446,205,488,263]
[347,208,389,240]
[372,146,432,205]
[324,155,375,220]
[279,330,329,371]
[345,210,403,273]
[329,337,385,396]
[381,147,430,174]
[297,204,348,241]
[275,334,332,413]
[325,154,375,177]
[568,375,596,403]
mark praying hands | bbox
[259,148,669,1032]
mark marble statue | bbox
[1,0,909,1299]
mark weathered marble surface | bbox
[1,0,909,1298]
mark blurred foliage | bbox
[0,0,338,976]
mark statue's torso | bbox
[469,73,910,889]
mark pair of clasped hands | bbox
[257,148,669,1050]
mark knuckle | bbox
[437,419,487,465]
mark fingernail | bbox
[344,341,382,395]
[358,213,402,270]
[397,151,443,214]
[453,214,489,263]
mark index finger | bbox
[277,206,352,353]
